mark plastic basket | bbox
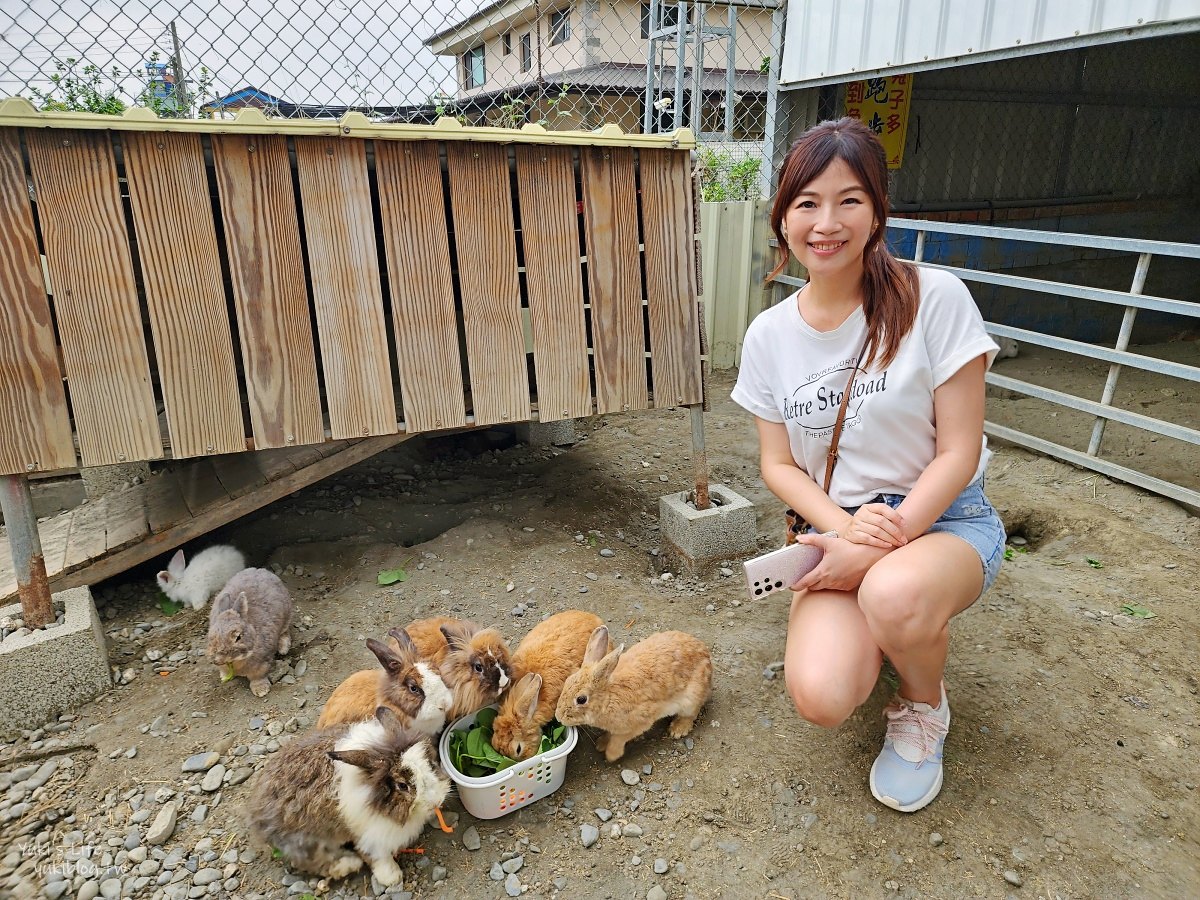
[438,705,577,820]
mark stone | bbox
[200,764,225,792]
[1003,870,1023,887]
[146,802,178,846]
[461,826,481,851]
[621,769,640,786]
[647,887,668,900]
[181,753,219,773]
[658,484,757,573]
[580,824,600,848]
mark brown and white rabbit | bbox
[317,628,452,734]
[206,567,292,697]
[491,610,609,760]
[248,706,450,887]
[556,625,713,762]
[157,544,244,611]
[389,617,513,720]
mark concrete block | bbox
[516,419,578,447]
[659,483,757,573]
[0,586,110,736]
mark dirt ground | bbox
[2,365,1198,900]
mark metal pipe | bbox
[725,5,736,138]
[913,229,926,263]
[689,404,711,510]
[673,0,686,130]
[1087,252,1153,456]
[0,474,54,629]
[690,2,704,134]
[643,0,658,132]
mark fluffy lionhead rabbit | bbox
[556,626,713,762]
[206,568,293,697]
[156,545,244,611]
[248,706,450,887]
[317,628,452,734]
[491,610,609,760]
[390,617,513,720]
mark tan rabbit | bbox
[491,610,608,760]
[555,625,713,762]
[206,568,292,697]
[389,617,513,720]
[317,629,452,734]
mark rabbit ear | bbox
[156,570,172,588]
[375,705,401,730]
[593,644,624,683]
[513,673,542,722]
[386,627,418,660]
[582,626,610,664]
[234,592,249,618]
[168,549,186,578]
[439,621,475,651]
[367,638,407,675]
[328,748,380,771]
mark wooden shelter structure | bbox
[0,99,706,625]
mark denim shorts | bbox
[837,477,1005,598]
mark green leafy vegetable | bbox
[1120,603,1157,619]
[157,595,184,616]
[447,710,569,778]
[1086,557,1103,569]
[377,567,408,586]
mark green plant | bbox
[759,55,771,75]
[1086,557,1104,569]
[378,560,412,586]
[29,57,127,114]
[446,707,568,777]
[696,146,762,202]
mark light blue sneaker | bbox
[869,684,950,812]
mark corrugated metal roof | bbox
[781,0,1200,88]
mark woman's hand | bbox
[790,532,890,593]
[843,503,907,549]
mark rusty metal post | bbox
[0,474,54,628]
[689,404,711,510]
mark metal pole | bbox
[170,20,190,116]
[1087,252,1153,457]
[759,0,787,198]
[913,229,926,262]
[689,404,711,510]
[0,475,54,629]
[690,2,704,135]
[673,1,686,130]
[724,5,736,138]
[644,0,659,132]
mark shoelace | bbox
[883,699,948,768]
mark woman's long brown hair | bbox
[768,117,919,370]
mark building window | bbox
[641,2,685,39]
[463,45,485,89]
[520,33,532,72]
[502,32,511,55]
[549,9,571,45]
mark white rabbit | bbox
[156,545,245,611]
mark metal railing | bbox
[890,218,1200,510]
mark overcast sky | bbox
[0,0,486,108]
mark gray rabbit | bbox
[206,568,293,697]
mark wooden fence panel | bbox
[639,149,702,407]
[25,129,160,466]
[0,128,75,475]
[514,145,592,421]
[294,137,396,439]
[446,143,530,427]
[123,132,244,458]
[579,146,648,414]
[211,134,323,450]
[374,141,468,433]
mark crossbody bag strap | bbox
[822,339,870,495]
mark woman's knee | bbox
[784,667,862,729]
[858,567,938,646]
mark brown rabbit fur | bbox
[317,629,452,734]
[206,568,293,697]
[247,706,449,887]
[555,626,713,762]
[389,617,513,719]
[491,610,609,760]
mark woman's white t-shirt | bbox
[731,267,999,507]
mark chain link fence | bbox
[0,0,777,198]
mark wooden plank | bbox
[212,451,266,499]
[0,128,75,476]
[61,497,107,572]
[103,484,149,553]
[143,473,190,534]
[445,142,530,427]
[579,146,648,414]
[177,458,229,517]
[36,510,73,576]
[211,134,324,449]
[293,137,397,439]
[25,129,160,466]
[639,149,702,406]
[122,132,244,458]
[514,145,592,422]
[374,141,468,433]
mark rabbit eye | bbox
[407,681,421,695]
[473,661,484,674]
[514,743,524,757]
[575,695,587,706]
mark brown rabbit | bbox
[389,617,513,720]
[317,629,452,734]
[555,625,713,762]
[248,706,450,887]
[206,568,293,697]
[491,610,609,760]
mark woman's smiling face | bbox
[782,157,876,279]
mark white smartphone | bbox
[742,542,823,599]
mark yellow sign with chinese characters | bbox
[844,75,913,169]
